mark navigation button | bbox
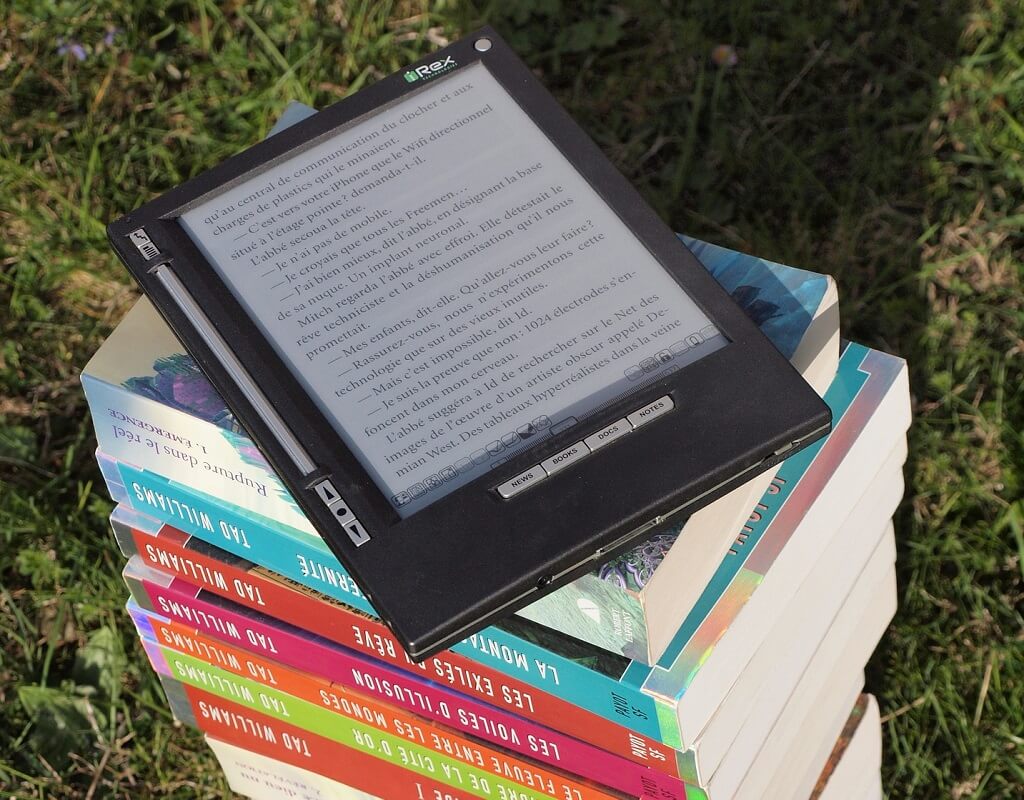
[584,418,632,451]
[313,479,341,505]
[540,441,590,476]
[627,395,674,429]
[344,519,371,547]
[496,465,546,498]
[327,498,355,525]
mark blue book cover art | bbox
[681,236,821,362]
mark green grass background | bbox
[1,1,1021,797]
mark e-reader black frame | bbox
[107,26,831,661]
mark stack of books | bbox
[82,103,909,800]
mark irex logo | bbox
[403,55,457,82]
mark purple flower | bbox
[57,38,88,61]
[103,28,119,47]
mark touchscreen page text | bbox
[182,63,726,515]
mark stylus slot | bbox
[151,263,317,477]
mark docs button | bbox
[584,418,632,451]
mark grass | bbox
[0,0,1021,796]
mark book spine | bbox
[109,457,374,615]
[124,574,690,786]
[106,457,678,748]
[144,639,646,800]
[138,617,703,800]
[115,517,683,770]
[162,678,490,800]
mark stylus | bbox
[150,262,318,478]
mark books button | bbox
[540,441,590,476]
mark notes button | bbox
[627,395,675,429]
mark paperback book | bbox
[162,677,516,800]
[206,734,397,800]
[134,525,894,800]
[201,698,880,800]
[726,577,895,800]
[126,473,899,793]
[707,528,896,799]
[689,444,902,784]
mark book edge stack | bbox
[81,105,906,800]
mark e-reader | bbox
[107,28,831,661]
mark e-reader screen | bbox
[179,62,727,517]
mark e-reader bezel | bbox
[107,27,831,660]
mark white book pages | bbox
[692,453,902,781]
[674,359,909,746]
[732,563,896,800]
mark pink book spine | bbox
[129,573,694,800]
